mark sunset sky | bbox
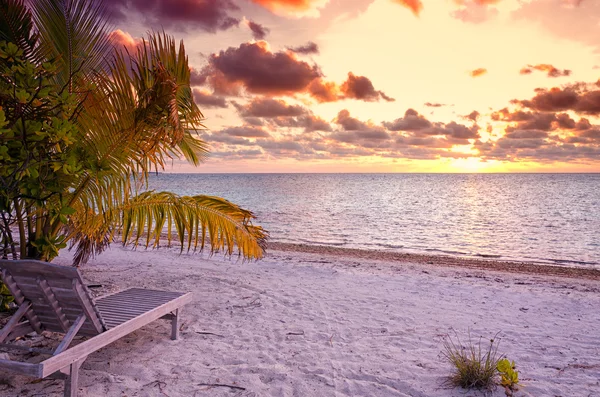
[107,0,600,172]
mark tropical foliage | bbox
[0,0,267,266]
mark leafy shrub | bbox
[0,282,14,311]
[497,358,519,395]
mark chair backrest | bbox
[0,260,106,336]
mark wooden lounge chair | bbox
[0,259,192,396]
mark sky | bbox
[106,0,600,173]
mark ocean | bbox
[147,173,600,267]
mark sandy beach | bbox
[1,245,599,396]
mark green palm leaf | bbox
[1,0,268,266]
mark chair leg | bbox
[64,358,85,397]
[171,308,180,340]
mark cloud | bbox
[340,73,395,102]
[190,67,208,86]
[288,42,320,55]
[465,110,480,121]
[235,98,306,117]
[424,102,449,107]
[199,42,392,103]
[108,29,142,53]
[383,109,433,131]
[454,0,501,4]
[514,82,600,115]
[201,41,321,96]
[519,64,572,78]
[391,0,424,16]
[492,109,559,131]
[193,89,228,109]
[221,125,271,138]
[309,73,394,103]
[104,0,240,33]
[249,0,330,17]
[235,97,332,133]
[470,68,488,77]
[451,1,499,23]
[511,0,600,53]
[247,20,270,40]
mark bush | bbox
[441,331,501,391]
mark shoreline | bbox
[267,242,600,281]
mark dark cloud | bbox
[470,68,487,77]
[465,110,480,121]
[202,41,321,96]
[288,42,320,55]
[104,0,240,33]
[235,98,306,117]
[235,97,332,133]
[556,113,577,129]
[199,42,391,103]
[514,83,600,115]
[383,109,432,131]
[519,64,571,78]
[341,73,395,102]
[425,102,447,107]
[492,109,558,131]
[307,73,394,103]
[221,126,271,138]
[247,20,269,40]
[193,89,228,109]
[190,67,208,86]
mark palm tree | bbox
[0,0,267,266]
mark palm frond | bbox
[30,0,112,90]
[0,0,41,62]
[119,191,267,260]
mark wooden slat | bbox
[0,358,42,377]
[72,279,104,334]
[13,276,76,290]
[64,359,83,397]
[41,292,193,377]
[100,315,136,323]
[97,302,171,311]
[0,260,80,279]
[37,278,70,332]
[54,315,86,356]
[171,309,179,341]
[0,302,32,343]
[96,297,174,305]
[96,307,155,316]
[6,321,35,341]
[1,270,43,333]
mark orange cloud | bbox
[470,68,488,77]
[108,29,143,53]
[391,0,424,16]
[519,64,571,78]
[252,0,314,10]
[454,0,501,4]
[250,0,329,16]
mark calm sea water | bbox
[147,174,600,267]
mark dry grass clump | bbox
[441,331,501,392]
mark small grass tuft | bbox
[441,331,501,392]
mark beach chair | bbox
[0,259,192,396]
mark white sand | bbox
[1,245,600,396]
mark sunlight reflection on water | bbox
[147,173,600,267]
